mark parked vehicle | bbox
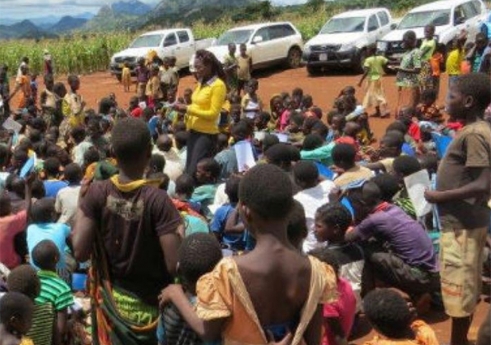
[480,11,491,38]
[377,0,487,67]
[109,28,215,80]
[189,22,303,73]
[302,8,394,75]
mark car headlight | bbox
[377,41,388,51]
[340,42,355,51]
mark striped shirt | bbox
[26,303,54,345]
[36,270,74,311]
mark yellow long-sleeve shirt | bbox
[186,77,226,134]
[446,48,464,76]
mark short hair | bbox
[44,157,61,177]
[302,134,324,151]
[83,147,100,167]
[287,200,308,247]
[421,88,437,103]
[262,134,280,152]
[393,156,421,177]
[175,174,195,196]
[418,154,438,175]
[0,192,11,217]
[361,181,382,206]
[231,121,251,141]
[332,143,356,166]
[290,113,304,126]
[178,233,222,286]
[31,198,55,223]
[111,117,151,164]
[385,121,408,135]
[363,289,413,339]
[174,131,188,149]
[225,175,241,203]
[371,173,400,202]
[293,160,319,185]
[309,248,340,276]
[0,292,33,327]
[6,265,40,300]
[67,74,79,86]
[311,122,329,139]
[239,164,294,220]
[303,116,320,133]
[258,111,271,123]
[265,143,294,166]
[99,98,114,114]
[403,30,416,41]
[63,163,82,184]
[381,132,404,150]
[292,87,303,98]
[0,145,9,167]
[315,202,352,233]
[32,240,59,270]
[453,73,491,111]
[149,154,166,173]
[198,158,220,180]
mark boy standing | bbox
[425,73,491,345]
[73,117,182,345]
[237,43,252,96]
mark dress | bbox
[419,39,436,90]
[396,48,422,110]
[196,256,337,345]
[363,56,388,110]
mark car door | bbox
[251,26,273,65]
[461,0,481,38]
[376,10,392,37]
[162,32,178,62]
[268,24,294,61]
[176,30,194,69]
[366,14,380,45]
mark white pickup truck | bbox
[377,0,487,67]
[303,8,394,75]
[109,28,215,80]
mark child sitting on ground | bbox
[191,158,220,220]
[31,240,74,344]
[160,164,337,345]
[362,288,438,345]
[157,233,223,345]
[314,203,364,306]
[211,175,245,252]
[310,249,356,345]
[416,89,444,128]
[27,198,70,279]
[0,292,34,345]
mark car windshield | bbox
[129,34,164,48]
[398,10,450,29]
[216,29,254,45]
[319,17,366,34]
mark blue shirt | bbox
[43,180,68,198]
[27,223,70,270]
[210,203,245,250]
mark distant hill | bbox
[83,5,144,32]
[0,20,57,40]
[50,16,88,33]
[112,0,153,15]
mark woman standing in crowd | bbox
[173,50,227,177]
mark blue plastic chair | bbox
[431,132,452,159]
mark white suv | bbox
[303,8,394,75]
[189,22,303,73]
[377,0,487,66]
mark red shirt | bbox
[131,107,143,118]
[408,122,421,142]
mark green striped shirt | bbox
[26,303,54,345]
[36,270,74,311]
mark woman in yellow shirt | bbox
[173,50,227,176]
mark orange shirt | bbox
[17,75,31,109]
[430,52,443,77]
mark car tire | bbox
[287,47,302,69]
[355,49,367,74]
[307,65,321,76]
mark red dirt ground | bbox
[9,67,490,344]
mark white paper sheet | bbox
[274,132,289,143]
[404,170,432,218]
[234,140,256,172]
[2,117,23,133]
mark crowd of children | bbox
[0,28,489,345]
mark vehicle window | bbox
[454,5,466,24]
[471,0,483,14]
[254,27,270,42]
[462,1,479,19]
[164,33,177,47]
[398,10,450,29]
[268,25,295,39]
[368,15,379,31]
[129,34,164,48]
[177,31,190,43]
[377,11,390,26]
[216,29,254,46]
[320,17,366,34]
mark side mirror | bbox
[252,36,263,44]
[390,23,397,30]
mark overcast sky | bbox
[0,0,158,20]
